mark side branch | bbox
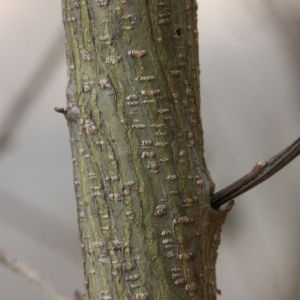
[211,137,300,209]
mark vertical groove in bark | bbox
[62,1,231,299]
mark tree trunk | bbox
[61,1,231,299]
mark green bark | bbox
[62,1,231,299]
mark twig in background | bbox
[0,32,64,156]
[0,190,79,264]
[74,290,83,300]
[0,249,68,300]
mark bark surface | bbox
[62,1,230,299]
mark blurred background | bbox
[0,0,299,299]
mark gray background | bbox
[0,0,299,299]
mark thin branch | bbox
[0,32,64,156]
[211,137,300,209]
[0,249,68,300]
